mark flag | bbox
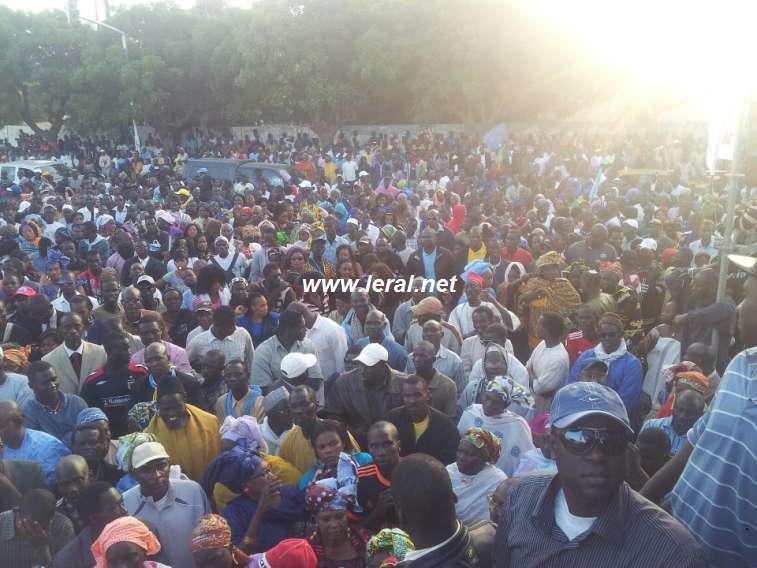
[706,100,742,174]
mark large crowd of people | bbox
[0,126,754,567]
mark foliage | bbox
[0,0,605,141]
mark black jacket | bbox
[386,405,459,465]
[397,521,495,567]
[405,246,457,282]
[121,256,167,286]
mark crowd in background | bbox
[0,126,754,567]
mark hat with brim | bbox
[354,343,389,367]
[550,382,633,435]
[131,441,170,470]
[280,353,318,379]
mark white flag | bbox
[133,120,141,152]
[706,100,742,174]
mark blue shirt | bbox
[569,349,642,411]
[223,485,305,549]
[3,428,70,485]
[323,235,348,265]
[354,336,408,372]
[21,393,88,448]
[640,416,686,454]
[422,249,437,280]
[670,347,757,567]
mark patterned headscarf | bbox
[366,528,415,567]
[91,517,161,568]
[200,447,263,495]
[305,482,340,513]
[463,427,502,464]
[484,375,534,408]
[535,251,565,270]
[191,514,231,552]
[128,401,157,431]
[115,432,157,472]
[219,415,268,453]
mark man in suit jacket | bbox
[405,228,457,283]
[121,240,167,286]
[386,374,459,465]
[42,313,106,394]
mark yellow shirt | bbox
[279,425,361,474]
[467,244,487,263]
[413,415,430,441]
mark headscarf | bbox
[410,296,443,317]
[305,482,340,513]
[535,251,565,270]
[503,261,525,283]
[285,246,308,270]
[447,204,466,234]
[46,248,71,270]
[91,517,161,568]
[200,446,263,495]
[307,452,361,512]
[656,368,710,418]
[219,415,268,453]
[115,432,158,472]
[76,407,109,426]
[366,528,415,568]
[191,514,232,552]
[463,427,502,464]
[484,375,534,408]
[128,402,157,431]
[461,260,493,282]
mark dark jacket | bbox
[397,521,495,567]
[387,405,459,465]
[405,246,457,282]
[121,256,167,286]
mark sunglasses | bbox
[558,427,628,456]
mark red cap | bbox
[14,286,36,297]
[240,206,253,216]
[262,539,317,568]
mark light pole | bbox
[76,16,141,151]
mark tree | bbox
[0,8,93,141]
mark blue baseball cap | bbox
[577,357,608,373]
[550,382,632,434]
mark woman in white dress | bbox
[446,427,507,525]
[457,375,535,476]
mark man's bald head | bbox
[0,400,21,421]
[286,301,316,328]
[0,400,24,446]
[55,454,89,479]
[145,341,168,359]
[144,341,170,377]
[367,420,399,442]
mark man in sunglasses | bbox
[493,382,706,567]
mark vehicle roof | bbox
[186,158,290,169]
[1,160,60,167]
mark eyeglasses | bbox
[558,427,629,457]
[248,467,273,481]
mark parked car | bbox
[0,160,72,185]
[183,159,293,187]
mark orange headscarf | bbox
[656,370,710,418]
[91,517,161,568]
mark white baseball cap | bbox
[622,219,639,230]
[137,275,156,286]
[354,343,389,367]
[131,442,169,470]
[280,353,317,379]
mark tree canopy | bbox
[0,0,609,142]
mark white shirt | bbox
[52,295,99,313]
[526,341,569,416]
[63,342,84,358]
[448,301,520,337]
[404,522,462,562]
[554,488,596,540]
[306,315,348,381]
[42,221,66,241]
[341,160,358,182]
[261,416,291,456]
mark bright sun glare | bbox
[533,0,755,112]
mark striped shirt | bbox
[494,473,707,567]
[671,347,757,567]
[186,327,255,377]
